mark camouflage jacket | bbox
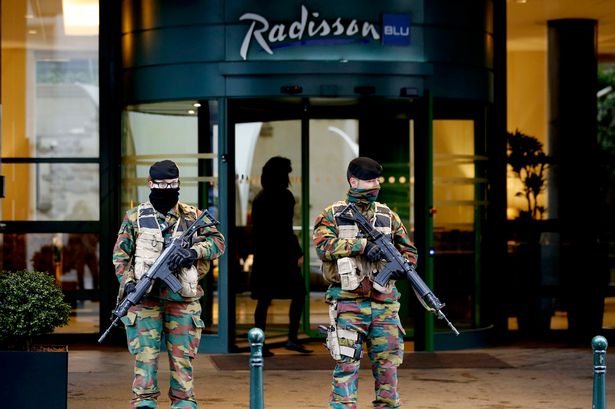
[313,200,418,302]
[112,201,225,301]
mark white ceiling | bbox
[507,0,615,57]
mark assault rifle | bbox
[98,210,219,343]
[339,203,459,335]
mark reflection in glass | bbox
[1,1,99,159]
[0,232,100,333]
[1,0,100,219]
[0,163,100,221]
[0,233,99,289]
[0,0,101,335]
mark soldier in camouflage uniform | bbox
[313,157,418,409]
[112,160,225,409]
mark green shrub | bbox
[0,270,71,350]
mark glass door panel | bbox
[432,119,484,330]
[227,99,487,350]
[308,119,360,330]
[233,120,302,343]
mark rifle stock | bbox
[98,210,219,343]
[339,203,459,336]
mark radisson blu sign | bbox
[239,5,411,60]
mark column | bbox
[547,19,604,338]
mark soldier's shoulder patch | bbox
[179,202,198,215]
[125,207,139,222]
[331,201,348,214]
[374,202,391,215]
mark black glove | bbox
[390,268,407,280]
[364,241,383,262]
[167,248,198,270]
[124,281,136,295]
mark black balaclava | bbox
[148,160,180,214]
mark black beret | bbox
[347,157,383,181]
[149,160,179,180]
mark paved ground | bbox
[67,339,615,409]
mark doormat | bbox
[209,352,512,371]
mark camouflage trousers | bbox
[328,298,404,409]
[122,298,205,409]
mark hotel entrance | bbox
[118,94,487,352]
[226,97,488,350]
[113,0,498,352]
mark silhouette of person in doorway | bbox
[250,156,312,356]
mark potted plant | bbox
[506,129,549,221]
[0,270,71,409]
[506,130,553,335]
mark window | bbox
[1,0,100,334]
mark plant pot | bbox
[0,346,68,409]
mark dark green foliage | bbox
[506,129,550,220]
[0,270,71,350]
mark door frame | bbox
[224,96,441,351]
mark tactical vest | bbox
[133,202,200,298]
[321,201,393,288]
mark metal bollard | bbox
[248,327,265,409]
[592,335,608,409]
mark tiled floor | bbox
[65,341,615,409]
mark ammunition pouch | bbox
[337,257,360,290]
[176,264,199,298]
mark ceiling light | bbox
[188,109,196,115]
[193,102,202,108]
[62,0,99,36]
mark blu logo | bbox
[382,14,411,46]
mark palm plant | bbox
[507,129,550,220]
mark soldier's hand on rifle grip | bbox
[124,281,137,295]
[390,268,406,280]
[168,248,198,270]
[364,241,383,262]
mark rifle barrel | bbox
[437,311,460,336]
[98,316,120,343]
